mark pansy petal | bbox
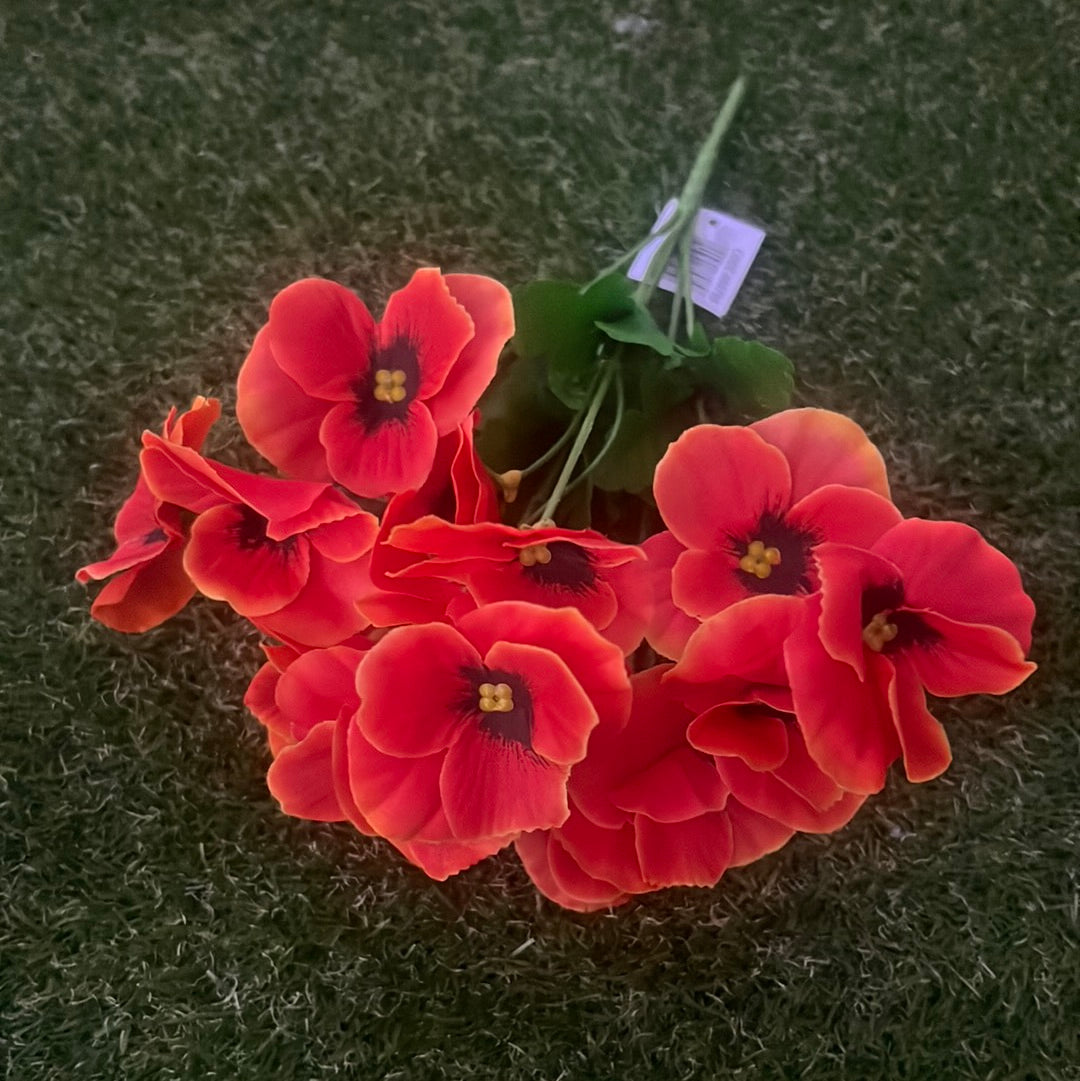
[427,274,514,434]
[111,475,166,546]
[688,706,791,771]
[393,834,510,881]
[905,611,1035,697]
[266,720,344,822]
[873,519,1036,652]
[611,746,729,823]
[269,277,375,401]
[787,484,902,550]
[166,395,222,450]
[87,544,195,633]
[726,800,796,867]
[321,399,438,499]
[555,807,650,894]
[275,646,363,739]
[786,617,900,794]
[769,725,849,812]
[140,435,235,514]
[331,708,375,835]
[77,525,171,583]
[207,462,357,540]
[654,425,792,551]
[236,326,333,481]
[547,832,636,906]
[483,640,598,765]
[458,602,631,730]
[257,549,371,648]
[635,810,734,889]
[642,530,700,660]
[889,661,953,784]
[670,594,806,693]
[671,548,749,621]
[751,407,891,501]
[600,555,652,654]
[378,267,475,402]
[515,831,631,912]
[182,505,310,617]
[815,542,905,681]
[460,559,620,630]
[244,661,288,738]
[450,413,501,524]
[440,725,569,839]
[355,623,480,757]
[569,665,692,832]
[307,513,379,562]
[346,722,447,842]
[718,756,861,833]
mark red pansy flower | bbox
[346,602,631,877]
[245,643,373,830]
[76,396,221,632]
[140,435,378,647]
[384,517,650,653]
[247,642,505,879]
[517,666,797,910]
[235,269,514,498]
[786,519,1037,793]
[647,409,902,660]
[356,412,499,629]
[664,596,866,833]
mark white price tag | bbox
[627,199,765,318]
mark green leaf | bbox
[688,337,795,418]
[674,321,711,358]
[475,350,573,474]
[638,362,694,418]
[590,407,688,494]
[579,272,636,320]
[590,276,676,357]
[595,304,676,356]
[511,280,602,410]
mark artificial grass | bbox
[2,0,1078,1077]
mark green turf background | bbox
[3,1,1078,1077]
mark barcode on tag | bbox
[627,199,765,318]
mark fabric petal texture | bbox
[78,267,1041,913]
[77,396,221,633]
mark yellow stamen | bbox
[518,543,552,567]
[862,611,899,652]
[738,539,782,579]
[373,368,407,402]
[478,681,514,713]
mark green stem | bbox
[634,75,746,307]
[667,255,685,340]
[582,234,651,293]
[533,359,616,524]
[565,363,625,492]
[515,380,596,479]
[679,231,696,339]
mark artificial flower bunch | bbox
[78,82,1035,910]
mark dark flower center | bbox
[353,337,420,431]
[457,666,535,751]
[228,504,298,559]
[731,511,816,595]
[860,581,941,653]
[519,542,597,594]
